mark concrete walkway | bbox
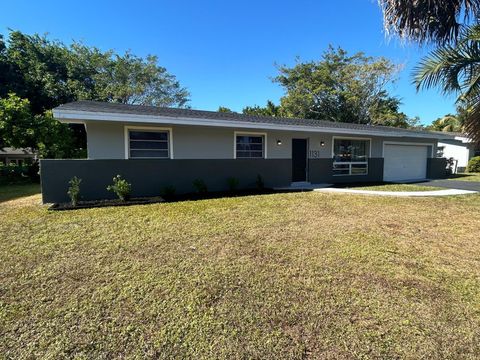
[315,187,477,197]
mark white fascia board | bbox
[453,135,473,143]
[53,109,444,140]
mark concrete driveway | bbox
[416,179,480,192]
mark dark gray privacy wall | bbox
[427,158,447,179]
[309,158,384,183]
[41,157,444,203]
[40,159,292,203]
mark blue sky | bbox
[1,0,457,124]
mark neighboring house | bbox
[41,101,451,203]
[0,147,35,166]
[438,134,479,173]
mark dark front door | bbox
[292,139,308,182]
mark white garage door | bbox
[383,144,429,182]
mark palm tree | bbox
[378,0,480,45]
[428,114,463,132]
[378,0,480,143]
[414,26,480,142]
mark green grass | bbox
[0,182,40,202]
[1,186,480,358]
[347,183,443,192]
[448,173,480,182]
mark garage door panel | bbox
[383,144,428,182]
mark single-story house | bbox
[41,101,450,203]
[0,147,35,165]
[437,134,479,173]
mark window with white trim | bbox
[236,134,265,158]
[128,130,170,159]
[333,138,369,175]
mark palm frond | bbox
[378,0,480,44]
[413,25,480,142]
[463,97,480,144]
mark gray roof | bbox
[56,101,456,138]
[0,147,34,155]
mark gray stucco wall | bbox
[40,159,292,203]
[427,158,448,179]
[41,156,447,204]
[84,121,438,160]
[86,121,125,159]
[308,158,384,183]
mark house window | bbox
[128,130,170,159]
[437,146,445,157]
[333,138,369,175]
[235,134,265,158]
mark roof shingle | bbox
[56,101,457,138]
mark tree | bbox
[1,32,74,114]
[378,0,480,45]
[242,100,282,117]
[427,114,463,132]
[413,26,480,142]
[368,93,420,128]
[378,0,480,142]
[0,93,80,158]
[273,46,400,124]
[0,93,36,149]
[96,52,190,107]
[1,31,190,112]
[218,106,234,113]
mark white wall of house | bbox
[84,120,437,160]
[438,139,472,169]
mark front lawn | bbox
[448,173,480,182]
[1,186,480,358]
[0,182,40,202]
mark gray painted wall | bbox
[84,121,438,160]
[427,158,448,179]
[40,159,292,203]
[41,156,447,204]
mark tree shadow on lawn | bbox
[0,182,41,203]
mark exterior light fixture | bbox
[320,141,325,147]
[277,139,282,145]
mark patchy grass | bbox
[346,183,443,192]
[448,173,480,182]
[0,182,40,203]
[1,186,480,358]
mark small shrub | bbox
[67,176,82,206]
[467,156,480,173]
[107,175,132,201]
[161,185,176,198]
[193,178,208,193]
[256,174,265,190]
[226,177,239,192]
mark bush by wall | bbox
[467,156,480,173]
[0,162,39,184]
[107,175,132,201]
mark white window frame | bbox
[234,131,267,159]
[332,136,371,176]
[124,125,173,159]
